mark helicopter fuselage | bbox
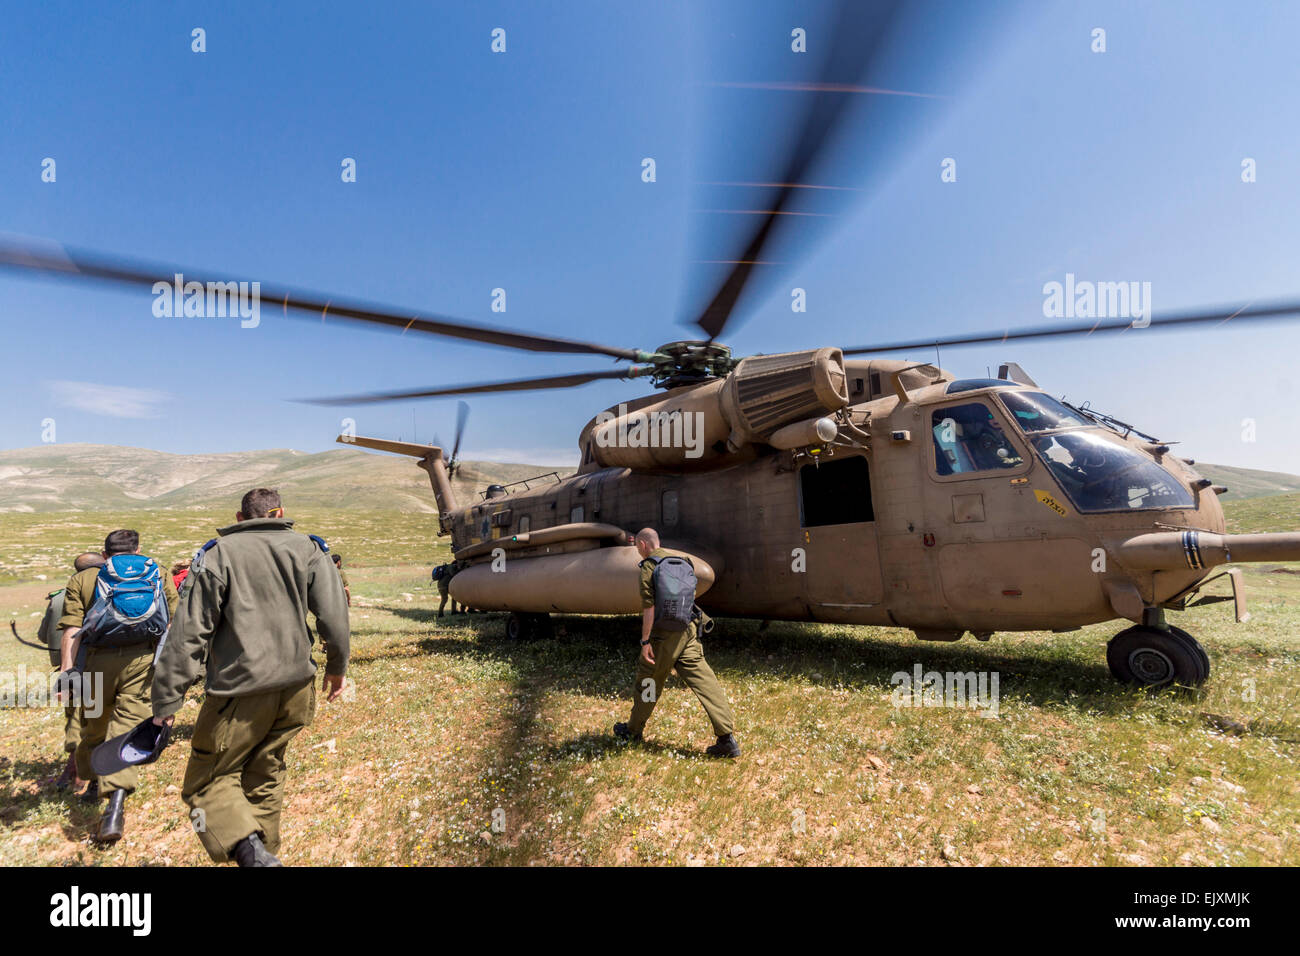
[442,375,1230,638]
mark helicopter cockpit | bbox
[997,390,1195,512]
[932,401,1025,475]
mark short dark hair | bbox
[240,488,282,518]
[104,530,139,555]
[331,554,342,565]
[74,552,105,572]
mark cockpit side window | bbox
[932,402,1025,476]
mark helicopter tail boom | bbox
[336,434,458,526]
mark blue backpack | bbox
[80,554,170,648]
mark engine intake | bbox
[722,348,848,448]
[581,348,849,471]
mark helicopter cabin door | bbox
[796,454,886,623]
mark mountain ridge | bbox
[0,443,572,513]
[2,443,1298,513]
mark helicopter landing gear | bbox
[505,612,552,641]
[1106,624,1210,689]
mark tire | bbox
[505,612,550,641]
[1167,625,1211,684]
[1106,626,1207,688]
[505,612,529,641]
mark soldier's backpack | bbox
[37,589,66,667]
[79,555,170,649]
[643,555,697,632]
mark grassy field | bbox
[1,503,1297,866]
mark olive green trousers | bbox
[437,580,458,614]
[75,644,154,794]
[54,665,82,755]
[628,624,735,738]
[63,704,82,755]
[182,677,316,863]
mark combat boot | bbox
[232,832,283,867]
[79,779,100,803]
[705,733,741,758]
[613,722,643,742]
[96,789,126,843]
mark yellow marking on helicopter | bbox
[1033,489,1068,517]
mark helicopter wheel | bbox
[1106,625,1209,689]
[505,612,551,641]
[1167,624,1211,680]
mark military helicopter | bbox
[6,2,1300,689]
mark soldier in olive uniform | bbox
[151,488,350,867]
[436,562,459,617]
[332,553,351,606]
[41,551,104,789]
[60,531,180,841]
[614,528,740,758]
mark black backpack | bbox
[644,555,697,632]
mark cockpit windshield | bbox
[998,391,1091,432]
[1030,430,1194,512]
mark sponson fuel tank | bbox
[450,542,718,614]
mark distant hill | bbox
[0,444,1296,514]
[0,444,572,513]
[1192,463,1300,500]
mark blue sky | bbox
[3,0,1300,472]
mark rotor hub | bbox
[649,340,735,388]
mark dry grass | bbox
[1,505,1297,866]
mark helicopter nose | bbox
[1113,530,1300,570]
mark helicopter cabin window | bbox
[662,490,679,526]
[800,456,874,527]
[932,403,1024,476]
[570,506,584,524]
[517,515,530,534]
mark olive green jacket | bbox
[152,518,350,717]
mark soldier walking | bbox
[614,528,740,758]
[435,562,460,617]
[151,488,350,867]
[60,531,179,842]
[40,551,104,790]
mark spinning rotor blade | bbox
[0,238,646,362]
[689,0,904,340]
[300,367,649,406]
[842,300,1300,356]
[450,400,470,465]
